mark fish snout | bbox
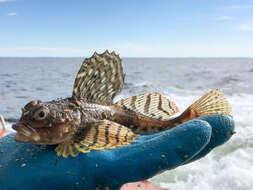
[13,122,41,143]
[12,122,26,131]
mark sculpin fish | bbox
[12,51,232,158]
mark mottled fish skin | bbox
[12,51,232,158]
[13,98,113,144]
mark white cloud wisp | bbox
[0,0,13,3]
[216,16,233,21]
[239,24,253,31]
[7,12,17,16]
[0,43,252,57]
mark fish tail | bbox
[175,89,232,124]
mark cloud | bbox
[239,24,253,31]
[223,5,253,10]
[0,43,253,57]
[7,12,17,16]
[0,47,92,57]
[110,43,253,57]
[216,16,233,21]
[0,0,13,2]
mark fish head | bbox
[12,100,77,145]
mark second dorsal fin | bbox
[116,93,179,120]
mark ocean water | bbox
[1,57,253,189]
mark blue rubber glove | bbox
[0,115,234,190]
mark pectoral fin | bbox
[55,120,137,158]
[55,142,82,158]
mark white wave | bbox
[5,122,14,132]
[149,93,253,190]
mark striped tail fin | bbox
[179,89,232,123]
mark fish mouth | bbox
[12,123,41,142]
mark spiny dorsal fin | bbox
[187,89,232,117]
[55,120,137,158]
[72,50,124,103]
[116,93,179,120]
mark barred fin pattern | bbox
[55,142,81,158]
[188,89,232,117]
[55,120,137,158]
[116,93,179,120]
[72,50,124,103]
[82,120,137,150]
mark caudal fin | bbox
[186,89,232,119]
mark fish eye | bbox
[38,111,45,118]
[34,107,49,120]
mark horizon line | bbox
[0,56,253,59]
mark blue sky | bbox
[0,0,253,57]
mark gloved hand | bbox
[0,115,234,190]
